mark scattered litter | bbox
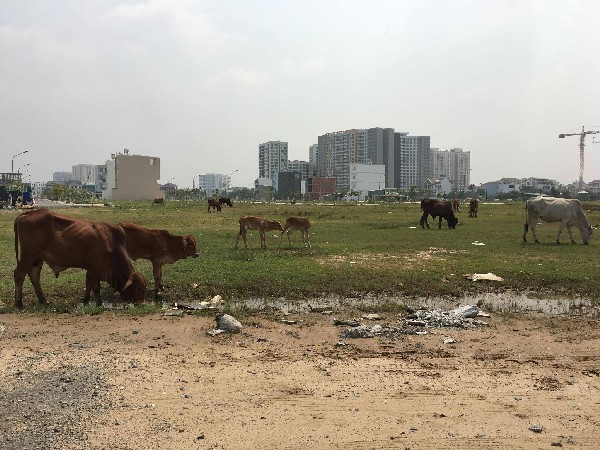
[334,318,361,327]
[443,337,456,344]
[529,424,543,433]
[207,313,242,336]
[451,305,480,318]
[363,313,382,321]
[463,273,503,282]
[173,294,224,312]
[409,226,417,229]
[280,319,297,325]
[472,241,486,246]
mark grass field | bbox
[1,200,599,312]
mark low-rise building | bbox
[102,150,163,200]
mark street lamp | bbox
[12,150,28,173]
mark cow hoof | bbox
[534,240,540,243]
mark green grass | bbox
[2,200,599,312]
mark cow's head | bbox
[120,272,146,303]
[264,220,284,232]
[449,216,459,229]
[183,235,199,258]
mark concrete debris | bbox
[528,424,543,433]
[463,273,503,282]
[310,304,331,312]
[341,305,488,339]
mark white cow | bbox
[523,196,593,244]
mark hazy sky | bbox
[2,0,599,188]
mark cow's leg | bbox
[565,224,576,244]
[14,262,30,309]
[523,221,528,242]
[260,231,267,249]
[84,272,102,306]
[28,260,47,305]
[438,216,443,229]
[152,262,163,298]
[420,213,429,229]
[555,220,568,244]
[530,222,540,243]
[287,230,293,247]
[304,230,311,247]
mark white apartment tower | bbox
[432,148,471,192]
[198,173,231,195]
[259,141,288,181]
[393,133,432,190]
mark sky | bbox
[1,0,599,189]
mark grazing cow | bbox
[280,217,311,248]
[208,197,222,213]
[452,199,460,212]
[13,209,146,309]
[219,197,233,207]
[420,199,459,229]
[468,198,479,218]
[153,198,165,205]
[523,196,593,244]
[119,222,199,298]
[235,216,284,249]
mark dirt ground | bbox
[0,308,599,450]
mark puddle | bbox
[231,292,598,317]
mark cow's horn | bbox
[122,277,133,291]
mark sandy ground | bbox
[0,309,599,450]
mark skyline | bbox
[2,1,599,189]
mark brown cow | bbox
[468,198,479,218]
[452,199,460,212]
[208,197,221,213]
[235,216,283,249]
[280,217,311,248]
[420,199,459,229]
[119,222,199,298]
[13,209,146,309]
[153,198,165,205]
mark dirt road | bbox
[1,310,599,449]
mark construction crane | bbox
[559,126,600,192]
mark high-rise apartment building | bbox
[432,148,471,192]
[287,160,312,180]
[198,173,231,195]
[309,144,319,172]
[317,128,393,192]
[393,133,431,190]
[259,141,288,181]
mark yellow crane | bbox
[559,126,600,192]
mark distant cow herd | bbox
[11,195,595,309]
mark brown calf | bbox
[208,197,221,213]
[280,217,311,247]
[119,222,199,298]
[13,209,146,309]
[235,216,283,249]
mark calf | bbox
[280,217,311,248]
[452,199,460,212]
[420,199,458,229]
[153,198,165,205]
[468,198,479,218]
[119,222,199,298]
[235,216,284,249]
[13,209,146,309]
[219,197,233,207]
[208,198,222,213]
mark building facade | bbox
[349,163,386,201]
[393,133,432,191]
[287,160,312,180]
[259,141,288,181]
[198,173,231,196]
[102,152,163,200]
[317,128,393,193]
[431,148,471,193]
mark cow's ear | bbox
[182,237,188,248]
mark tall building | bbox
[259,141,288,181]
[53,172,73,184]
[317,128,393,192]
[72,164,97,184]
[393,133,431,190]
[198,173,231,195]
[431,148,470,192]
[287,160,312,180]
[309,144,319,174]
[102,150,163,200]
